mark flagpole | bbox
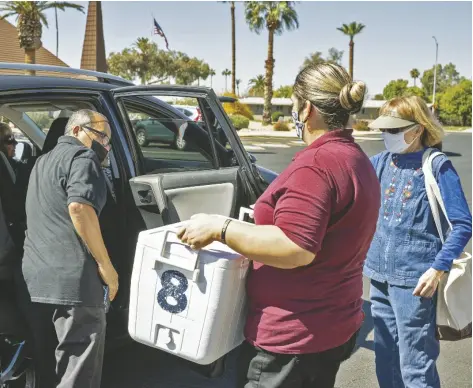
[151,14,154,38]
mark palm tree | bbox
[337,22,366,80]
[55,6,58,57]
[222,69,231,91]
[245,1,299,125]
[248,74,265,97]
[236,79,241,96]
[0,1,84,75]
[230,1,236,95]
[209,68,216,88]
[410,68,420,87]
[222,1,237,94]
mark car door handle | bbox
[138,190,153,204]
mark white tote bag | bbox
[422,149,472,341]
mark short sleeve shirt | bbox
[245,130,381,354]
[22,136,107,306]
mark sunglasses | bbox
[82,125,111,147]
[379,124,418,135]
[4,136,17,145]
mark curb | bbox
[237,130,383,138]
[446,129,472,133]
[238,129,471,138]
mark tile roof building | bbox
[0,18,69,74]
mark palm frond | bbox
[42,1,84,13]
[0,11,17,19]
[245,1,266,34]
[38,12,48,27]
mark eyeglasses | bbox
[82,125,111,147]
[379,124,418,135]
[4,136,17,145]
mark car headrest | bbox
[21,141,32,160]
[42,117,69,154]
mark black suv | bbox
[0,63,278,387]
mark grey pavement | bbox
[102,132,472,388]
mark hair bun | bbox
[339,81,367,113]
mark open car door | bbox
[112,85,260,228]
[111,86,259,376]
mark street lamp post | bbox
[432,36,439,112]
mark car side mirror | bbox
[248,152,257,163]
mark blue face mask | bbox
[291,111,304,139]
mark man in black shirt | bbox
[21,109,118,388]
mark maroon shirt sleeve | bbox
[273,167,332,254]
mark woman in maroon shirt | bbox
[178,63,380,388]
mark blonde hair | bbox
[380,96,444,147]
[293,63,367,130]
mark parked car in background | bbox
[172,105,202,122]
[131,115,187,150]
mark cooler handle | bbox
[155,230,200,281]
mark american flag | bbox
[153,18,170,50]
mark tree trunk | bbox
[210,75,213,88]
[349,40,354,80]
[414,78,417,87]
[25,48,36,76]
[225,76,227,91]
[263,29,275,126]
[55,7,59,57]
[231,1,236,95]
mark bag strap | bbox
[422,149,452,244]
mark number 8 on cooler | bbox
[157,270,189,314]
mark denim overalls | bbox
[364,149,448,388]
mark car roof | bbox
[0,75,194,123]
[0,75,119,93]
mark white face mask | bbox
[382,126,418,154]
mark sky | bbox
[4,1,472,96]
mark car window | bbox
[121,97,215,175]
[5,101,95,135]
[197,98,239,168]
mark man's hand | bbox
[98,262,119,301]
[413,268,444,298]
[177,214,227,250]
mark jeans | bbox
[370,279,440,388]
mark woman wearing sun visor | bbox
[363,96,472,388]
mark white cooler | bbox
[128,223,250,365]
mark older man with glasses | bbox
[20,109,118,388]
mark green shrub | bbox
[230,114,250,131]
[222,92,254,120]
[352,120,370,131]
[273,121,290,132]
[271,111,284,123]
[173,97,198,106]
